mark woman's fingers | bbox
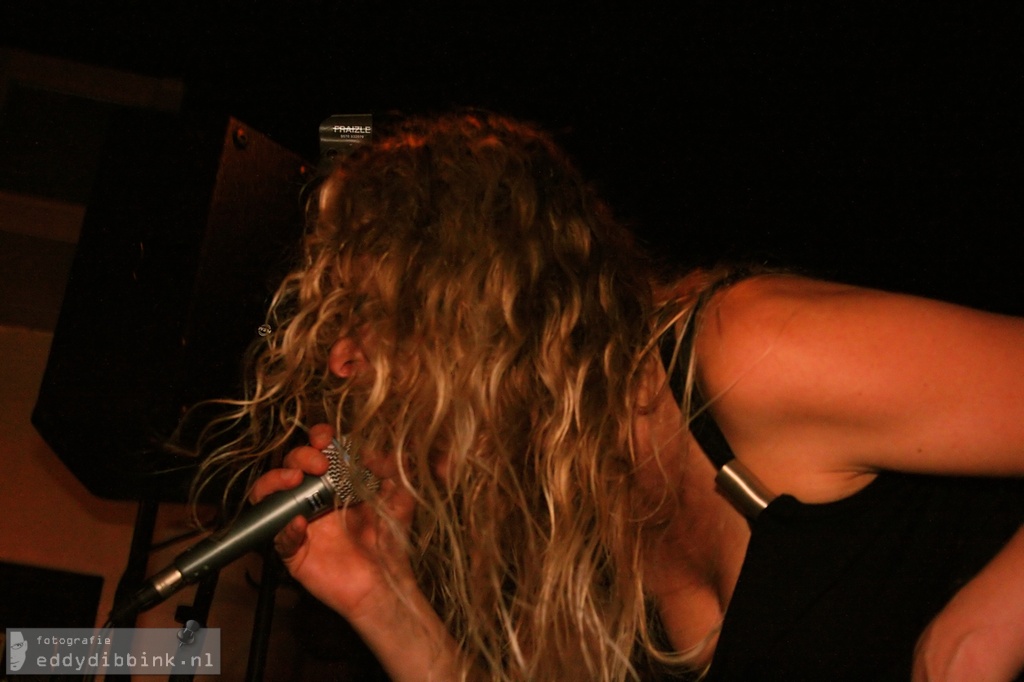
[281,444,331,474]
[249,467,303,504]
[249,432,335,504]
[273,515,310,559]
[384,480,417,525]
[248,424,413,564]
[307,423,336,450]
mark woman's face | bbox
[327,336,367,380]
[327,331,454,482]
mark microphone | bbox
[110,438,378,621]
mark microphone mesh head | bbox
[321,437,380,504]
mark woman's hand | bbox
[249,424,462,681]
[913,527,1024,682]
[249,423,415,620]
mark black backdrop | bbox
[6,4,1024,499]
[3,4,1020,311]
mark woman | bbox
[196,111,1024,680]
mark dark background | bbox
[3,2,1021,311]
[0,5,1020,674]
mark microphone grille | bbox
[321,437,380,504]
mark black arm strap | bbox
[659,307,736,470]
[658,280,778,518]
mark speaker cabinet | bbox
[32,110,310,501]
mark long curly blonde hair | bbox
[193,111,705,680]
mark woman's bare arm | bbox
[696,274,1024,681]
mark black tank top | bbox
[707,473,1024,681]
[659,283,1024,681]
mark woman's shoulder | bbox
[691,272,1024,496]
[687,274,877,499]
[693,273,866,397]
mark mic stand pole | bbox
[92,498,160,682]
[110,498,160,628]
[245,543,283,681]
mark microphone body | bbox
[111,439,376,620]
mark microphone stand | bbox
[244,544,284,681]
[107,499,285,681]
[109,499,160,628]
